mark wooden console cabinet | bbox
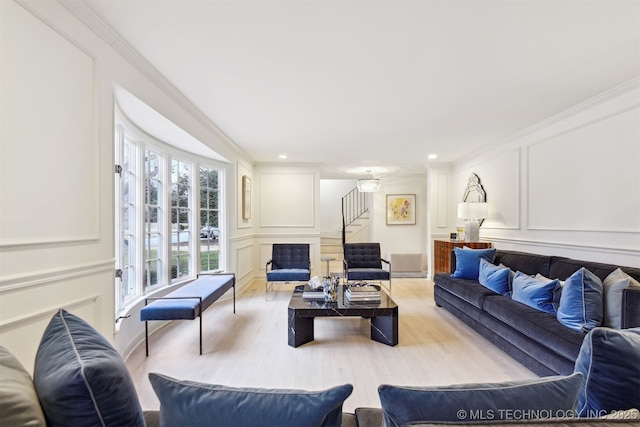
[433,240,492,274]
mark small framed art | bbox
[386,194,416,225]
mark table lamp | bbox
[457,202,488,241]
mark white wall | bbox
[253,164,323,277]
[428,79,640,269]
[371,174,428,270]
[320,179,358,235]
[0,0,252,368]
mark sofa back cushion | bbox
[378,373,584,427]
[550,257,640,283]
[0,346,46,427]
[574,327,640,417]
[149,372,352,427]
[33,309,145,427]
[494,250,551,277]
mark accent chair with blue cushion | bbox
[343,243,391,292]
[266,243,311,298]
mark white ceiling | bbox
[82,0,639,178]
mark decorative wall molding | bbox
[526,106,639,233]
[2,0,100,247]
[487,236,640,257]
[0,294,100,331]
[258,171,315,228]
[0,260,114,292]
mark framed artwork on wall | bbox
[242,175,251,220]
[386,194,416,225]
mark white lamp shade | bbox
[458,202,488,219]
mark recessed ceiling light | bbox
[428,154,438,160]
[278,154,287,159]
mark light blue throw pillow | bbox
[451,247,497,280]
[602,268,640,329]
[557,268,603,332]
[574,327,640,417]
[149,372,353,427]
[378,373,584,427]
[478,258,511,294]
[511,271,561,314]
[33,309,146,427]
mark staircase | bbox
[320,186,371,276]
[321,214,370,276]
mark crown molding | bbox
[59,0,252,161]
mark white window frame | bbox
[114,110,227,317]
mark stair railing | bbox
[341,188,368,245]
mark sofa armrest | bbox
[449,250,457,274]
[621,288,640,329]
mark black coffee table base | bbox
[287,286,398,347]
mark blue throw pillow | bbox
[511,272,561,314]
[149,373,353,427]
[574,327,640,417]
[478,258,511,294]
[33,309,145,427]
[557,268,603,332]
[451,247,497,280]
[378,373,583,427]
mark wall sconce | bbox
[357,170,380,192]
[457,202,488,241]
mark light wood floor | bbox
[126,278,536,413]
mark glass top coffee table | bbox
[288,285,398,347]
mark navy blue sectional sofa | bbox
[434,249,640,376]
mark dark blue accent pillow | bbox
[33,309,145,427]
[451,247,497,280]
[149,372,353,427]
[557,268,603,332]
[478,258,511,294]
[378,373,584,427]
[574,327,640,417]
[512,272,560,314]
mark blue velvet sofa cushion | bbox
[378,373,583,427]
[478,258,511,295]
[556,268,603,332]
[33,309,145,427]
[482,295,585,362]
[451,247,497,280]
[512,272,561,314]
[574,327,640,417]
[149,372,353,427]
[433,273,495,310]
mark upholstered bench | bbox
[140,273,235,356]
